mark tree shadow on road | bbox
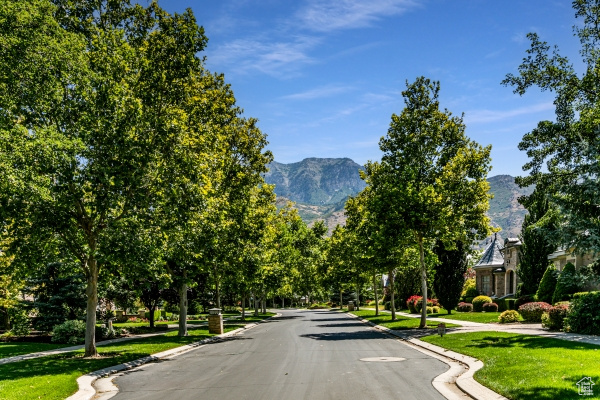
[300,330,387,341]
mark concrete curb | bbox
[66,313,281,400]
[346,312,508,400]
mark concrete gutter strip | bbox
[66,314,280,400]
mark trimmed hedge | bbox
[482,302,498,312]
[564,291,600,335]
[457,302,473,312]
[498,310,520,323]
[541,304,569,331]
[472,296,492,312]
[536,265,558,304]
[518,302,552,322]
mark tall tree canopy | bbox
[365,77,492,327]
[503,0,600,254]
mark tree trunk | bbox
[373,272,379,316]
[148,305,155,329]
[355,280,360,311]
[84,258,99,357]
[340,289,343,310]
[253,292,259,316]
[241,293,246,321]
[214,266,221,309]
[262,294,266,314]
[178,281,188,336]
[389,267,396,321]
[282,297,285,308]
[419,236,428,329]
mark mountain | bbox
[486,175,534,239]
[264,158,532,238]
[264,158,366,205]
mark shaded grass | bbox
[350,310,460,330]
[0,342,68,360]
[0,325,245,400]
[422,331,600,399]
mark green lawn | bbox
[422,331,600,399]
[0,342,68,360]
[430,311,523,323]
[0,325,245,400]
[350,310,460,330]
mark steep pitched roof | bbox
[475,234,504,268]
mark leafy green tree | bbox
[433,240,468,314]
[552,263,583,304]
[517,187,558,295]
[503,0,600,254]
[536,265,559,304]
[366,77,492,327]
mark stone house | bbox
[473,234,520,298]
[548,247,595,271]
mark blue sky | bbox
[162,0,581,177]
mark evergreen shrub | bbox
[564,292,600,335]
[472,295,492,312]
[51,320,86,344]
[536,265,559,304]
[552,263,581,304]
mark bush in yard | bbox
[51,320,86,344]
[541,304,569,330]
[472,296,492,312]
[552,262,581,304]
[535,265,559,304]
[416,298,438,312]
[564,292,600,335]
[518,302,552,322]
[406,295,422,313]
[8,307,31,336]
[457,302,473,312]
[498,310,520,323]
[432,306,440,313]
[482,302,498,312]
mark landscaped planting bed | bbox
[350,310,460,330]
[422,331,600,400]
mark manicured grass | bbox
[422,331,600,400]
[430,311,523,323]
[0,325,245,400]
[350,310,460,330]
[0,342,68,359]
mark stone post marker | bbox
[208,308,223,334]
[348,301,355,311]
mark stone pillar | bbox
[348,301,355,311]
[208,308,223,334]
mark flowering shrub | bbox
[541,304,569,330]
[472,295,492,312]
[482,302,498,312]
[498,310,520,323]
[518,302,552,322]
[406,295,422,313]
[457,302,473,312]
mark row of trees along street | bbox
[2,0,600,358]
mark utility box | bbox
[348,301,355,311]
[208,308,223,334]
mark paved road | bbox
[111,309,448,400]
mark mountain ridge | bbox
[264,158,532,237]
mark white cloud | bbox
[280,85,354,100]
[208,36,319,77]
[296,0,419,32]
[464,102,555,124]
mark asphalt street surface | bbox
[112,309,448,400]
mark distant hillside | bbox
[265,158,532,237]
[264,158,365,205]
[487,175,534,238]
